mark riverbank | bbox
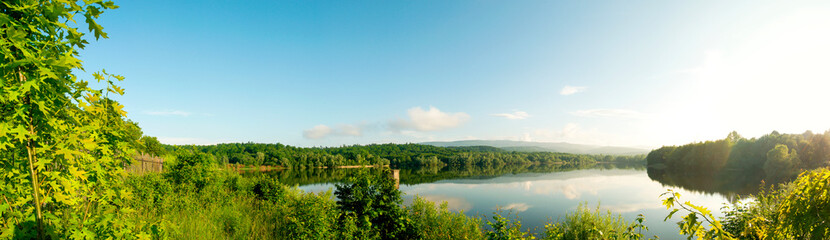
[228,164,391,171]
[123,150,829,239]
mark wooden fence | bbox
[126,153,164,174]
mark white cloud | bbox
[144,110,192,117]
[560,85,586,95]
[303,124,366,140]
[390,106,469,132]
[499,203,532,212]
[303,125,333,139]
[600,203,662,214]
[571,109,644,119]
[492,111,530,120]
[337,124,363,136]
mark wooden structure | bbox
[391,169,400,189]
[126,153,164,174]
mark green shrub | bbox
[126,173,173,206]
[773,168,829,239]
[722,183,788,239]
[252,176,286,203]
[485,210,535,240]
[543,203,632,240]
[165,151,218,191]
[222,171,251,193]
[408,196,484,240]
[723,168,829,239]
[335,169,411,240]
[273,188,340,239]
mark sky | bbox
[77,0,830,148]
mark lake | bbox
[253,164,758,238]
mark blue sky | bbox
[77,0,830,148]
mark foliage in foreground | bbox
[0,0,142,239]
[544,204,651,240]
[661,189,734,240]
[723,168,829,240]
[335,169,410,239]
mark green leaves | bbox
[0,13,11,26]
[664,209,678,222]
[0,203,9,215]
[9,125,28,143]
[774,169,830,239]
[335,169,410,240]
[660,189,734,240]
[1,0,139,238]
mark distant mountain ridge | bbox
[421,140,649,155]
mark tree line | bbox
[646,130,830,183]
[156,142,646,169]
[245,162,641,186]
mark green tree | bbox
[1,1,137,239]
[661,190,735,239]
[764,144,798,182]
[139,135,166,157]
[165,151,218,191]
[335,169,410,240]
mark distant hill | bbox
[447,146,507,152]
[421,140,649,155]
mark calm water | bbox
[267,165,753,238]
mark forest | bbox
[158,142,646,168]
[646,130,830,183]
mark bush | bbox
[543,203,633,240]
[126,173,173,206]
[252,176,286,203]
[335,169,411,240]
[723,168,829,239]
[408,196,484,240]
[722,182,788,239]
[773,168,829,239]
[165,151,219,191]
[485,211,535,240]
[272,188,340,239]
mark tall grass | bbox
[408,196,485,239]
[543,203,633,239]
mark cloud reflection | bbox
[600,203,662,213]
[499,202,532,212]
[522,181,532,191]
[420,195,473,212]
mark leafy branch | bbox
[660,189,734,240]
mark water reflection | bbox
[396,167,732,237]
[419,195,473,212]
[646,167,762,202]
[499,203,532,212]
[268,163,761,238]
[246,162,638,186]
